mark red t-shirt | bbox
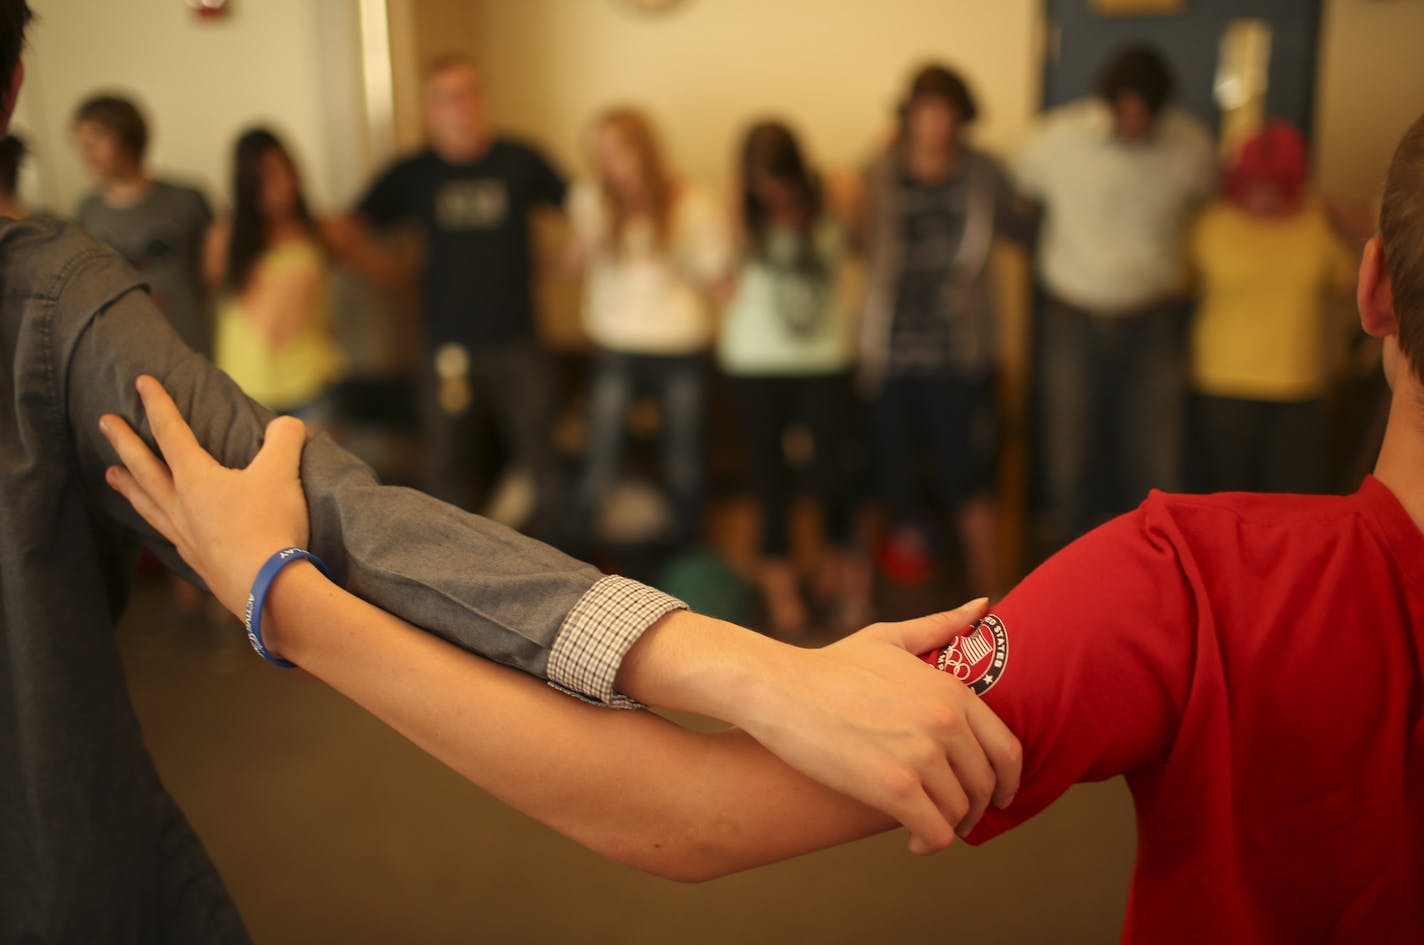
[924,478,1424,943]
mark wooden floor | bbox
[118,504,1136,944]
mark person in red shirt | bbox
[101,113,1424,942]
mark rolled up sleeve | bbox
[548,575,687,708]
[56,247,681,704]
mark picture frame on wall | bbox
[1090,0,1186,14]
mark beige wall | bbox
[1315,0,1424,206]
[461,0,1042,186]
[386,0,482,154]
[16,0,369,215]
[18,1,1418,233]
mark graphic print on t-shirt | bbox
[921,614,1009,694]
[436,179,509,230]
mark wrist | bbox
[255,559,327,665]
[615,610,794,729]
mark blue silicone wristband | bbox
[244,547,330,668]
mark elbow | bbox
[625,849,742,885]
[595,827,751,884]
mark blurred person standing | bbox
[205,128,346,424]
[329,58,566,531]
[858,64,1037,597]
[72,94,214,358]
[72,94,216,619]
[565,107,731,553]
[1188,121,1358,493]
[1015,46,1215,542]
[718,120,867,635]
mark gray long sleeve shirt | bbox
[0,218,682,943]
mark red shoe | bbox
[877,527,933,587]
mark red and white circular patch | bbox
[926,614,1009,695]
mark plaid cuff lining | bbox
[546,574,687,709]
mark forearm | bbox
[616,610,801,727]
[325,216,411,288]
[264,566,889,880]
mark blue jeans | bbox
[733,372,858,558]
[569,349,707,549]
[419,339,562,534]
[872,371,998,535]
[1040,295,1187,542]
[1191,394,1327,494]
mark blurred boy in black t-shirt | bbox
[331,57,566,528]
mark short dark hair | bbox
[902,63,979,124]
[0,0,30,87]
[1098,44,1174,116]
[1380,112,1424,382]
[425,53,479,83]
[72,94,148,161]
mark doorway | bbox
[1041,0,1323,136]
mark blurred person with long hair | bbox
[1188,121,1358,493]
[565,107,731,552]
[72,93,215,358]
[719,120,867,634]
[858,64,1036,597]
[204,128,345,423]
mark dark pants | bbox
[733,372,857,558]
[420,339,560,530]
[1040,295,1187,542]
[871,371,998,535]
[569,349,707,549]
[1192,394,1327,494]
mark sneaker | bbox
[877,527,933,587]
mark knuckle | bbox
[966,770,996,802]
[930,707,965,740]
[1000,738,1024,771]
[927,825,956,851]
[908,747,939,777]
[946,794,971,824]
[883,766,921,804]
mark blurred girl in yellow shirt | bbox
[206,128,345,422]
[1188,121,1357,493]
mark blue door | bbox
[1042,0,1322,135]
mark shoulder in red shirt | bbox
[924,479,1424,944]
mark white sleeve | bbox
[1190,127,1220,202]
[676,185,733,286]
[1177,112,1219,203]
[1013,122,1055,201]
[567,180,607,251]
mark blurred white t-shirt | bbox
[1015,99,1215,314]
[569,179,730,354]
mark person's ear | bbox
[1358,236,1399,339]
[0,62,23,136]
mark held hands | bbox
[745,600,1021,855]
[98,375,310,619]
